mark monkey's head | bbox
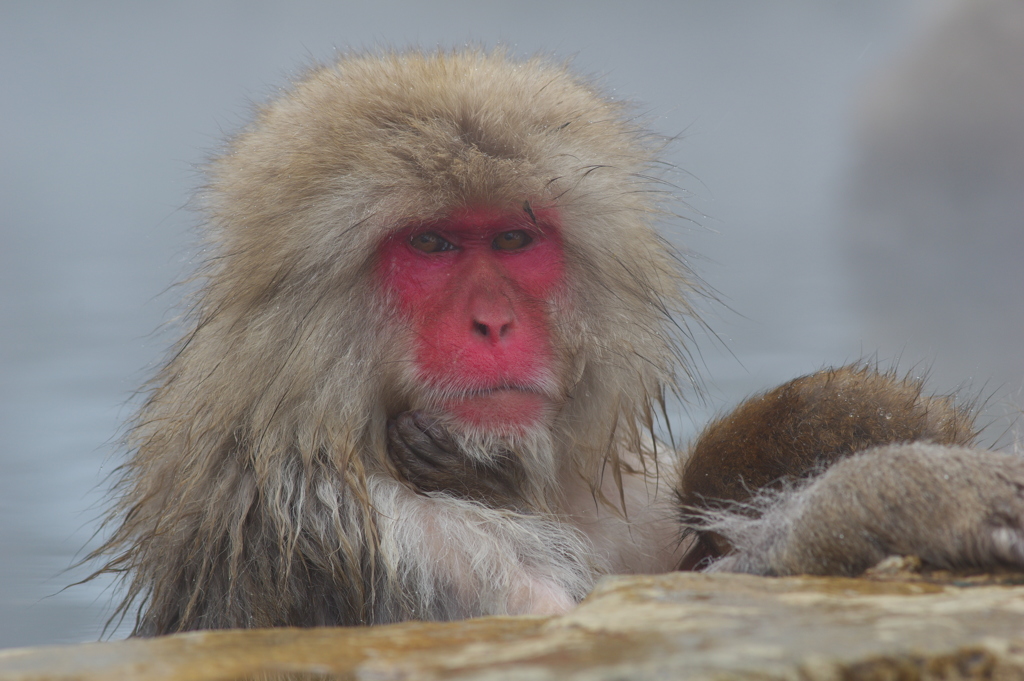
[165,49,695,492]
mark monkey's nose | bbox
[473,319,514,342]
[465,273,517,343]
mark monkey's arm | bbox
[387,411,530,509]
[705,444,1024,576]
[389,411,686,575]
[366,474,595,618]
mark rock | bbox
[2,572,1024,680]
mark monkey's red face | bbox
[377,206,565,432]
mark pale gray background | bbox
[2,0,1022,648]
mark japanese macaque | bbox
[93,49,1024,636]
[676,366,981,570]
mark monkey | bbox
[675,365,980,569]
[92,48,1024,636]
[676,371,1024,577]
[94,49,691,634]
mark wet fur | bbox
[92,49,696,634]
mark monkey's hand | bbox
[387,411,530,509]
[704,443,1024,576]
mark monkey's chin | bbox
[444,390,550,432]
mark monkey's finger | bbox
[391,413,448,464]
[408,411,460,453]
[386,418,446,482]
[386,420,420,474]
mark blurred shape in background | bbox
[846,0,1024,398]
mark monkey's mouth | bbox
[440,386,552,431]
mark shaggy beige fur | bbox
[93,49,697,634]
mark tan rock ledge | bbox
[3,572,1024,680]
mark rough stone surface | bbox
[3,572,1024,680]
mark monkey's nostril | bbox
[473,320,514,340]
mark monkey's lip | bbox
[442,387,551,430]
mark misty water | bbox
[2,1,1021,649]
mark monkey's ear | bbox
[676,364,978,568]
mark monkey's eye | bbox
[410,232,455,253]
[492,231,533,251]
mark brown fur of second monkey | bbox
[677,365,979,569]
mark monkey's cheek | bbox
[444,390,551,432]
